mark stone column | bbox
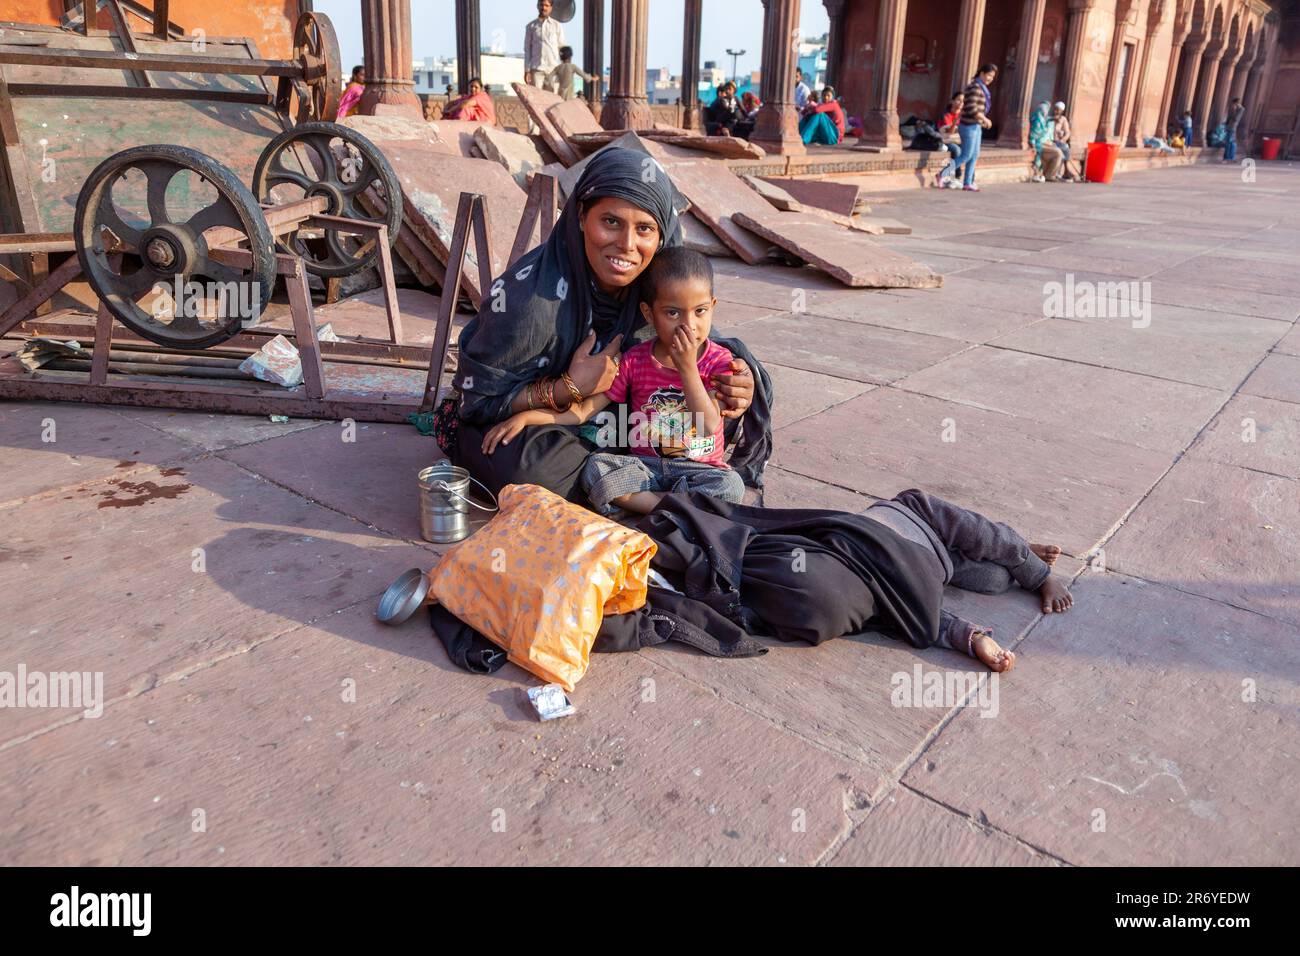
[455,0,481,95]
[1123,0,1165,145]
[601,0,653,129]
[1192,38,1224,146]
[681,0,703,129]
[1173,31,1208,135]
[752,0,807,155]
[1000,0,1048,149]
[823,0,846,89]
[950,0,988,96]
[1094,0,1136,142]
[860,0,908,148]
[1156,3,1192,135]
[584,0,605,108]
[1240,60,1265,146]
[1210,39,1245,133]
[358,0,422,116]
[1058,0,1097,116]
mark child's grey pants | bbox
[581,452,745,514]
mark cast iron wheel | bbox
[74,144,275,349]
[294,12,342,123]
[252,121,402,279]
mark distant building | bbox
[413,52,527,95]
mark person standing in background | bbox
[934,63,997,192]
[525,0,565,91]
[1223,97,1246,162]
[548,46,596,101]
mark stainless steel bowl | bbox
[376,568,431,625]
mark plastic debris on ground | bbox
[238,334,303,387]
[527,684,576,721]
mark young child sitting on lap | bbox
[481,247,744,514]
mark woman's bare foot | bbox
[972,630,1016,672]
[1030,542,1061,566]
[1039,574,1073,613]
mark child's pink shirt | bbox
[604,338,733,466]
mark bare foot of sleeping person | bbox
[1039,574,1073,614]
[1030,542,1061,565]
[972,630,1016,672]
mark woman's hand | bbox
[481,413,531,455]
[711,358,754,420]
[566,330,623,397]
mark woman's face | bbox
[470,80,482,95]
[581,196,661,294]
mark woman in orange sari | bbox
[443,77,496,124]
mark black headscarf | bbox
[453,147,686,426]
[452,146,775,488]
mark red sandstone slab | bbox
[902,572,1300,865]
[219,421,446,543]
[544,97,602,141]
[736,312,969,384]
[809,292,1042,343]
[1275,325,1300,357]
[1188,394,1300,480]
[1241,353,1300,405]
[830,788,1058,866]
[1145,280,1299,321]
[657,157,777,263]
[109,408,324,453]
[764,363,874,430]
[758,465,877,512]
[0,401,197,503]
[1106,458,1300,626]
[0,456,432,742]
[379,146,527,307]
[758,177,858,217]
[989,318,1265,390]
[511,82,582,166]
[773,389,1172,557]
[647,133,766,160]
[711,261,884,313]
[732,212,941,289]
[0,604,873,865]
[898,347,1227,453]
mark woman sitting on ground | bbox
[447,147,771,501]
[1029,102,1063,182]
[442,77,496,124]
[799,87,845,145]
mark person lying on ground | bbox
[859,489,1073,672]
[481,247,743,515]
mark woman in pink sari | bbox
[443,78,496,125]
[337,66,365,119]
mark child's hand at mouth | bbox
[669,325,699,373]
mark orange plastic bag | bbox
[428,483,657,691]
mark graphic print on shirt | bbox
[641,386,714,460]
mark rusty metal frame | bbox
[0,199,430,423]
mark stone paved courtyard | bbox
[1,163,1297,866]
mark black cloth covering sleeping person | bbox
[430,492,945,673]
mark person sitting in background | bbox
[704,82,743,136]
[799,86,844,145]
[337,65,364,119]
[547,45,596,101]
[741,90,762,122]
[1168,124,1187,150]
[1051,102,1075,181]
[1029,102,1062,182]
[793,69,812,109]
[443,77,496,124]
[936,91,965,188]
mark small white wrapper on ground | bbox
[527,683,576,721]
[239,334,303,387]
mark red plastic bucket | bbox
[1260,137,1281,160]
[1085,142,1121,183]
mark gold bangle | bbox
[559,372,583,406]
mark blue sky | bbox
[314,1,829,80]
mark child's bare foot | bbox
[972,630,1016,672]
[1030,542,1061,566]
[1039,574,1073,613]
